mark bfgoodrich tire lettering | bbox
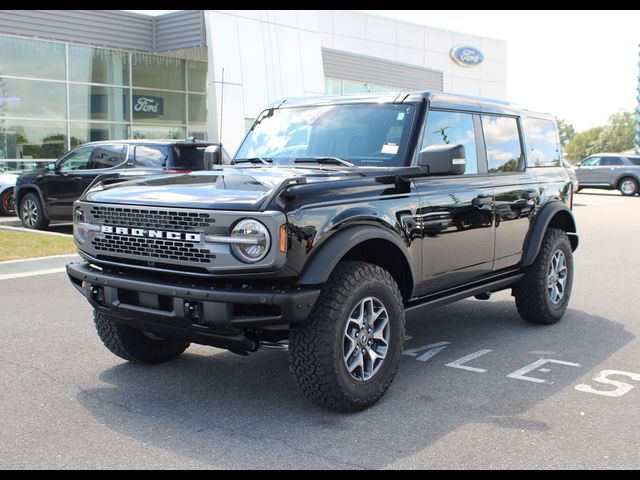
[513,228,574,324]
[288,261,405,412]
[94,311,189,364]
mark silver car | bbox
[562,159,579,193]
[0,172,17,215]
[576,154,640,196]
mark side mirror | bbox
[418,144,466,175]
[47,162,57,172]
[203,145,221,169]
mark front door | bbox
[414,109,495,295]
[45,145,95,218]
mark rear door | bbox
[414,109,495,294]
[481,114,539,271]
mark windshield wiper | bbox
[293,156,355,167]
[234,157,272,165]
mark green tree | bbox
[556,118,575,147]
[563,126,604,163]
[591,110,635,154]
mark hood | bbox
[15,168,47,182]
[82,166,359,211]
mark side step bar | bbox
[405,271,524,313]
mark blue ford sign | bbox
[450,45,484,67]
[133,95,164,116]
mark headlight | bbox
[230,219,271,263]
[73,207,100,244]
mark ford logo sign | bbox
[450,45,484,67]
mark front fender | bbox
[296,224,416,289]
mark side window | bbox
[58,146,94,171]
[421,110,478,174]
[481,115,524,173]
[581,157,600,166]
[134,145,169,167]
[90,144,127,169]
[525,117,561,167]
[601,157,623,166]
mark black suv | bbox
[15,140,230,230]
[66,92,578,412]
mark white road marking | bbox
[404,335,413,342]
[0,267,66,281]
[445,349,493,373]
[575,370,640,397]
[402,341,451,362]
[507,358,581,383]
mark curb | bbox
[0,224,72,237]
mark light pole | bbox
[636,43,640,154]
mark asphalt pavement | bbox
[0,189,638,469]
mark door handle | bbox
[72,177,83,181]
[523,190,540,201]
[472,194,493,207]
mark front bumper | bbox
[67,261,320,352]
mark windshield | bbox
[236,104,416,167]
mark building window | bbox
[69,85,129,122]
[0,119,67,161]
[68,45,129,86]
[70,122,129,148]
[0,34,209,167]
[188,94,206,123]
[0,36,65,80]
[187,61,207,93]
[0,78,66,119]
[132,89,185,125]
[132,125,186,140]
[132,52,185,91]
[324,77,412,96]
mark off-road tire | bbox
[288,261,405,412]
[94,311,190,364]
[513,228,573,324]
[0,188,14,216]
[19,192,49,230]
[618,177,638,196]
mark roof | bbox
[270,91,551,118]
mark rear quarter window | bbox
[525,117,561,167]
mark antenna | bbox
[219,67,224,147]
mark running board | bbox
[405,272,524,312]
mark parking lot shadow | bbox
[76,299,633,469]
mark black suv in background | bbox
[15,140,230,230]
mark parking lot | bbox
[0,190,638,469]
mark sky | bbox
[127,10,640,132]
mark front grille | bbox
[90,205,215,231]
[92,234,213,264]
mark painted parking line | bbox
[0,267,66,281]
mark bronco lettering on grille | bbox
[100,225,201,242]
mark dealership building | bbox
[0,10,507,170]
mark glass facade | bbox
[325,77,412,96]
[0,34,208,172]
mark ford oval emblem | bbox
[450,45,484,67]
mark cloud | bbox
[488,148,514,162]
[529,148,546,164]
[483,116,519,144]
